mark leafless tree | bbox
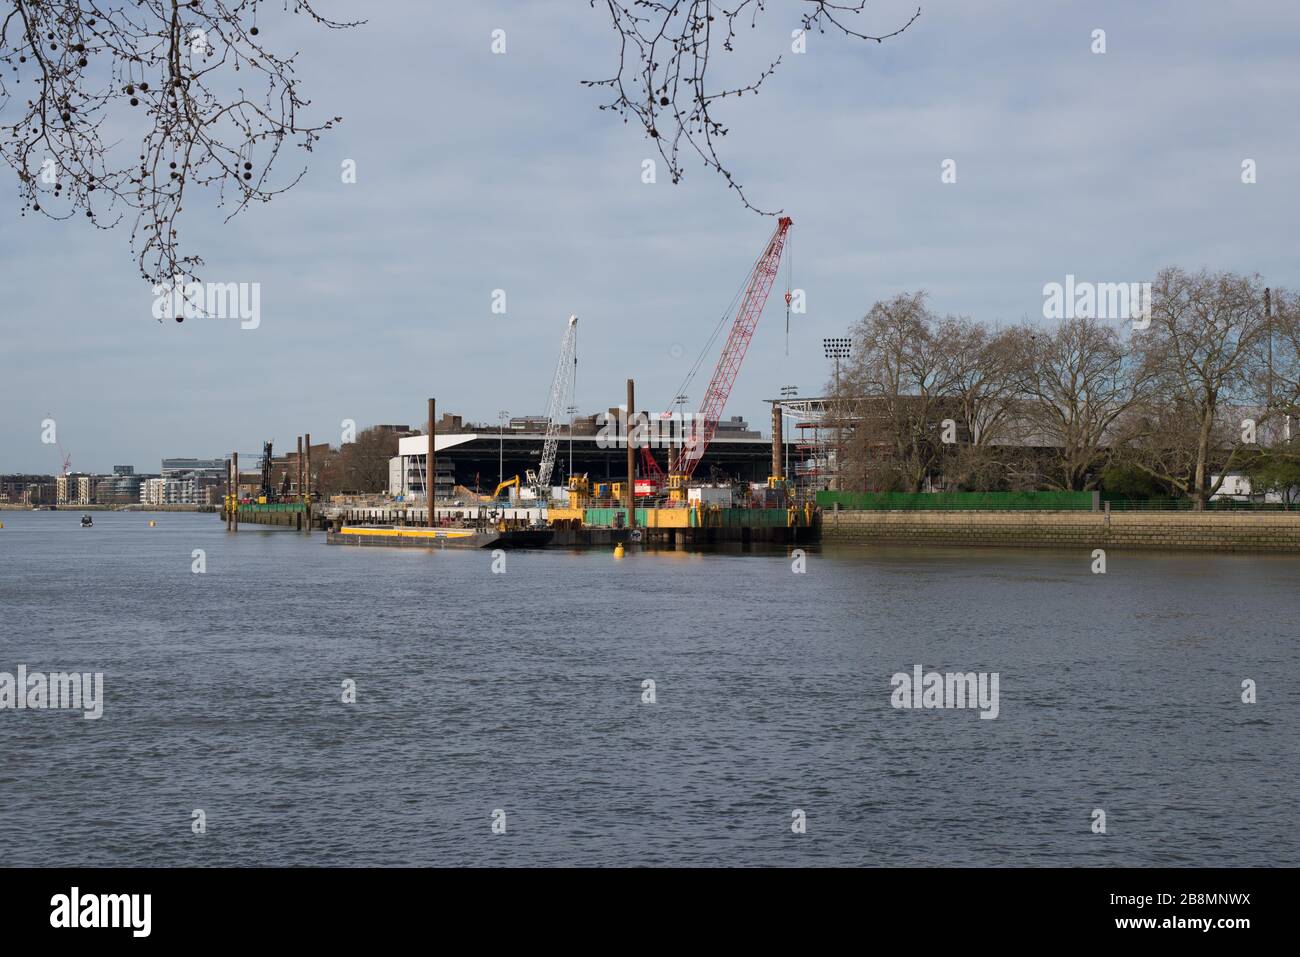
[0,0,360,299]
[1268,287,1300,430]
[836,291,958,492]
[1013,315,1153,492]
[1125,268,1271,508]
[825,271,1295,502]
[947,318,1022,448]
[315,426,398,495]
[586,1,919,213]
[941,320,1026,489]
[1112,398,1211,500]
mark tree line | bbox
[829,268,1300,509]
[312,428,401,498]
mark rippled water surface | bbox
[1,510,1296,866]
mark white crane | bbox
[536,315,578,496]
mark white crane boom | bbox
[536,315,578,493]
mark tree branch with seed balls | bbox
[586,0,920,215]
[0,0,362,311]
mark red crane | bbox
[643,216,793,498]
[45,411,72,475]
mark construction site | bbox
[223,216,828,550]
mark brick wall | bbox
[821,509,1300,552]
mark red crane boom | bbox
[677,215,792,483]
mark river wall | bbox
[820,509,1300,552]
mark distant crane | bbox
[642,216,793,500]
[535,315,579,497]
[45,412,72,476]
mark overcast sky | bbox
[3,0,1298,473]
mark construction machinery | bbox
[493,475,520,499]
[258,441,276,504]
[544,473,592,526]
[642,216,794,501]
[534,315,579,498]
[567,474,591,508]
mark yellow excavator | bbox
[493,475,520,499]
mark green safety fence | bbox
[817,491,1300,511]
[1099,497,1300,511]
[711,508,792,527]
[584,507,649,526]
[236,503,309,512]
[815,491,1096,511]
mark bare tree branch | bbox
[585,1,919,214]
[0,0,362,305]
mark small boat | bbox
[80,515,93,527]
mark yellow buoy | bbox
[613,543,625,559]
[148,520,156,527]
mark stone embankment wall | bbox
[821,509,1300,552]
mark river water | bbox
[1,510,1295,866]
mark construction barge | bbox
[227,455,821,550]
[326,524,553,549]
[226,500,818,550]
[318,496,818,550]
[224,217,823,552]
[313,219,815,553]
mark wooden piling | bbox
[626,379,635,528]
[304,431,312,533]
[225,456,232,529]
[232,452,239,531]
[434,395,444,530]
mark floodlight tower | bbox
[823,338,852,490]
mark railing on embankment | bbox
[816,491,1099,511]
[817,491,1300,551]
